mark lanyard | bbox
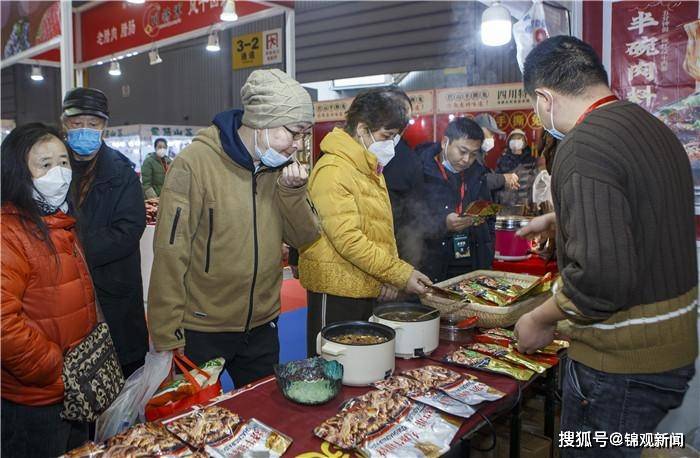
[434,156,466,214]
[575,95,619,125]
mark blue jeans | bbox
[560,359,695,458]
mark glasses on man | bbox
[283,126,312,142]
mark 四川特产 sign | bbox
[232,28,283,70]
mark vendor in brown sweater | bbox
[516,36,697,456]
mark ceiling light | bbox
[108,61,121,76]
[206,31,220,52]
[481,1,512,46]
[220,0,238,22]
[331,74,394,90]
[97,61,103,65]
[30,66,44,81]
[149,49,162,65]
[126,0,145,4]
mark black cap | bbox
[62,87,110,120]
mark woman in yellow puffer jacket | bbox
[299,88,432,356]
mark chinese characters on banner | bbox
[436,84,540,170]
[611,1,698,112]
[81,0,269,62]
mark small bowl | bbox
[273,357,343,405]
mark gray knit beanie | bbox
[241,69,313,129]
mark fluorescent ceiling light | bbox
[332,74,394,90]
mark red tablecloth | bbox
[492,255,559,277]
[199,341,545,457]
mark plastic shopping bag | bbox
[144,354,224,422]
[95,350,172,442]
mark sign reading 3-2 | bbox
[233,31,263,68]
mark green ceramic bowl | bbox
[274,357,343,406]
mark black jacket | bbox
[71,143,148,366]
[495,147,538,207]
[416,143,495,283]
[382,139,425,267]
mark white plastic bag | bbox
[532,169,552,205]
[513,0,549,72]
[95,350,172,442]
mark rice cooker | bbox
[317,321,396,386]
[369,303,440,359]
[495,216,531,261]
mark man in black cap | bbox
[62,87,148,377]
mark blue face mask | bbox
[67,128,103,156]
[536,91,566,141]
[255,129,292,168]
[442,139,458,173]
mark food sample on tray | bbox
[445,348,535,382]
[205,419,292,458]
[165,406,241,449]
[374,375,475,418]
[462,200,503,217]
[330,334,389,345]
[465,343,550,373]
[314,391,411,449]
[402,365,505,407]
[105,422,191,456]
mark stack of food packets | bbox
[314,389,461,457]
[444,328,569,381]
[315,365,506,457]
[63,405,293,457]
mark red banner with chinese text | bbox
[80,0,269,62]
[610,1,698,112]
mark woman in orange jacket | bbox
[1,123,98,457]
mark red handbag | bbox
[144,353,222,421]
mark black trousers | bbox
[1,399,89,458]
[184,319,279,389]
[307,291,376,357]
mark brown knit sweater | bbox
[552,100,698,374]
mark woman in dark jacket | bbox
[417,117,495,283]
[495,128,538,209]
[62,87,148,377]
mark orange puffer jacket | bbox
[1,204,97,406]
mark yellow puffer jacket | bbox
[300,128,414,298]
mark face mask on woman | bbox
[509,139,525,151]
[33,166,72,212]
[156,147,167,158]
[481,137,495,153]
[361,131,396,167]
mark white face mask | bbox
[33,166,72,212]
[156,147,167,158]
[393,134,401,146]
[481,137,495,152]
[510,139,525,151]
[442,139,458,173]
[362,131,396,167]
